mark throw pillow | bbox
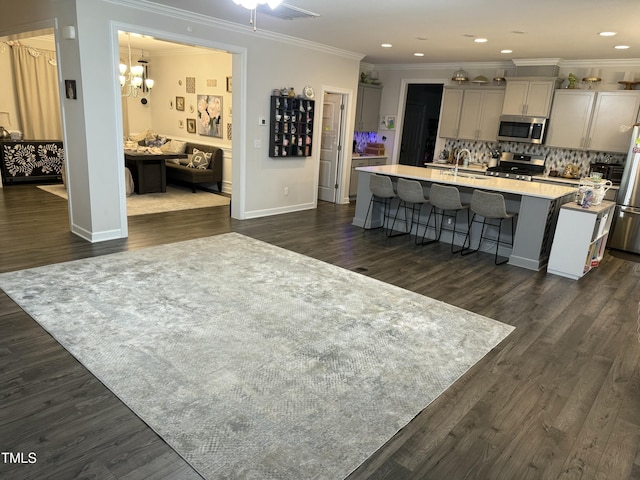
[187,148,212,170]
[165,158,180,165]
[145,134,167,148]
[160,139,188,154]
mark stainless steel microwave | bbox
[497,115,548,144]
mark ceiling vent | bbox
[256,3,320,21]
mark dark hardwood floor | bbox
[1,184,640,479]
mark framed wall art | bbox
[176,96,185,112]
[185,76,196,94]
[186,118,196,134]
[226,76,232,93]
[197,94,223,138]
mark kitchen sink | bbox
[441,171,488,180]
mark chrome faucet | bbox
[455,149,471,176]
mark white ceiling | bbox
[140,0,640,65]
[7,0,640,66]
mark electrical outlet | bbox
[258,116,266,126]
[447,218,453,225]
[284,187,289,196]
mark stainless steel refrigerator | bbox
[609,124,640,253]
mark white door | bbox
[319,93,345,203]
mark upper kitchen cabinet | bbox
[438,88,464,138]
[545,90,640,153]
[545,90,596,149]
[502,78,557,117]
[587,91,640,153]
[355,83,383,132]
[438,87,504,141]
[457,89,505,141]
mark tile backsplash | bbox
[442,139,626,178]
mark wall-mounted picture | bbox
[226,76,232,93]
[380,115,396,130]
[65,80,77,100]
[186,76,196,94]
[197,94,223,138]
[176,96,185,111]
[186,118,196,134]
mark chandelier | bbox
[232,0,283,31]
[119,33,154,98]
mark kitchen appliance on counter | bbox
[497,115,548,144]
[485,152,545,181]
[609,124,640,253]
[589,162,624,185]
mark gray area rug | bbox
[0,233,514,479]
[37,184,230,216]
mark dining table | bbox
[124,150,188,194]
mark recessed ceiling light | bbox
[381,43,392,48]
[501,49,513,54]
[414,52,424,57]
[474,38,488,43]
[417,36,428,41]
[599,31,617,36]
[615,45,630,49]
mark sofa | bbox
[135,137,223,192]
[165,142,223,193]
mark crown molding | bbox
[363,58,640,71]
[105,0,364,61]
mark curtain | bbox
[11,44,62,140]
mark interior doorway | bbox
[318,92,346,203]
[399,84,443,166]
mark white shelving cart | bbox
[547,200,615,280]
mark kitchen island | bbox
[353,164,578,270]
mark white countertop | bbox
[425,162,619,190]
[352,154,387,160]
[357,164,578,200]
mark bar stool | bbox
[363,174,403,237]
[421,184,469,252]
[390,178,429,242]
[462,189,517,265]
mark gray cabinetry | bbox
[546,90,640,153]
[502,78,556,117]
[458,89,505,141]
[587,91,640,153]
[355,83,383,132]
[438,87,504,141]
[349,156,387,197]
[545,90,595,149]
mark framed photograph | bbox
[380,115,396,130]
[185,76,196,94]
[176,96,185,111]
[65,80,77,100]
[226,76,232,93]
[186,118,196,134]
[197,94,223,138]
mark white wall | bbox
[1,0,362,241]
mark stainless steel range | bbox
[485,152,545,181]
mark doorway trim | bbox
[318,85,353,205]
[392,78,448,166]
[110,21,248,222]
